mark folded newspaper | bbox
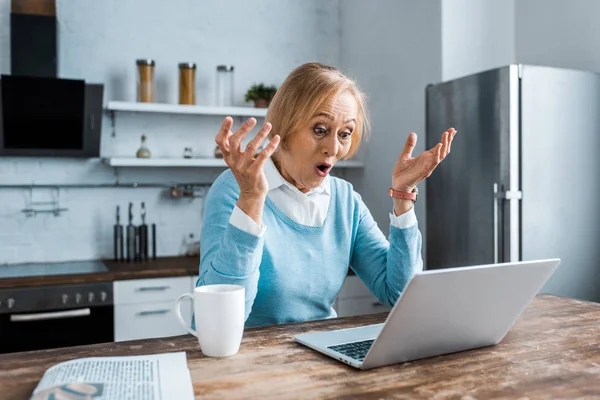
[29,352,194,400]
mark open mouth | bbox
[315,163,332,177]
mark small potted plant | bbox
[245,83,277,108]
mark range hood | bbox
[1,0,104,158]
[10,0,58,78]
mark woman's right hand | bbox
[215,117,280,224]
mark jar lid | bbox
[179,62,197,69]
[137,59,155,66]
[217,65,234,72]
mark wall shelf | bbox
[103,158,365,168]
[106,101,268,118]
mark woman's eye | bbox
[340,131,352,140]
[313,126,327,136]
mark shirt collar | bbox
[264,158,330,196]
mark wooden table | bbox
[1,294,600,399]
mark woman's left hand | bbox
[392,128,457,193]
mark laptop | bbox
[295,258,560,370]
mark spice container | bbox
[136,135,151,158]
[136,59,155,103]
[179,62,196,105]
[215,65,234,106]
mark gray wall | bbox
[442,0,515,80]
[340,0,443,265]
[516,0,600,72]
[442,0,600,82]
[0,0,341,264]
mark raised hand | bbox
[392,128,457,193]
[215,117,281,198]
[215,117,281,225]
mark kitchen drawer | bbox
[336,296,391,317]
[337,275,372,300]
[114,300,191,342]
[114,277,192,306]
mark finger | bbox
[400,132,417,159]
[448,128,457,153]
[229,118,257,153]
[244,123,272,162]
[252,135,281,169]
[215,116,233,144]
[428,143,442,166]
[443,130,452,157]
[423,143,442,178]
[440,131,449,159]
[215,117,234,157]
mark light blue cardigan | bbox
[197,169,423,327]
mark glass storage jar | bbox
[136,59,155,103]
[215,65,234,107]
[179,62,196,105]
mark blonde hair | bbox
[266,62,370,159]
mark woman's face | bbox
[275,90,357,193]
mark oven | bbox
[0,282,114,354]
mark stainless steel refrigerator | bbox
[425,64,600,303]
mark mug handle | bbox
[175,293,197,338]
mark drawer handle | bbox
[136,309,170,316]
[372,302,384,307]
[11,308,91,322]
[136,286,170,292]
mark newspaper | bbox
[29,352,194,400]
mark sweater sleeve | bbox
[349,191,423,307]
[198,171,265,320]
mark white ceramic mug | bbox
[175,284,245,357]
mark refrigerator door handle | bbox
[494,184,523,264]
[493,183,500,264]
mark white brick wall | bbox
[0,0,341,264]
[0,185,204,263]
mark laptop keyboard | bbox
[327,339,375,362]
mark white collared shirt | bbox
[229,159,417,236]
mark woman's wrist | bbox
[393,198,414,216]
[389,183,416,216]
[391,184,415,193]
[237,193,267,226]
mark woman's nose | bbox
[322,134,340,156]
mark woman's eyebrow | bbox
[312,113,356,124]
[313,112,335,121]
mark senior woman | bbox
[198,62,456,327]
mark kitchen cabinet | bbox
[114,276,194,342]
[114,276,191,305]
[114,301,191,342]
[334,275,391,317]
